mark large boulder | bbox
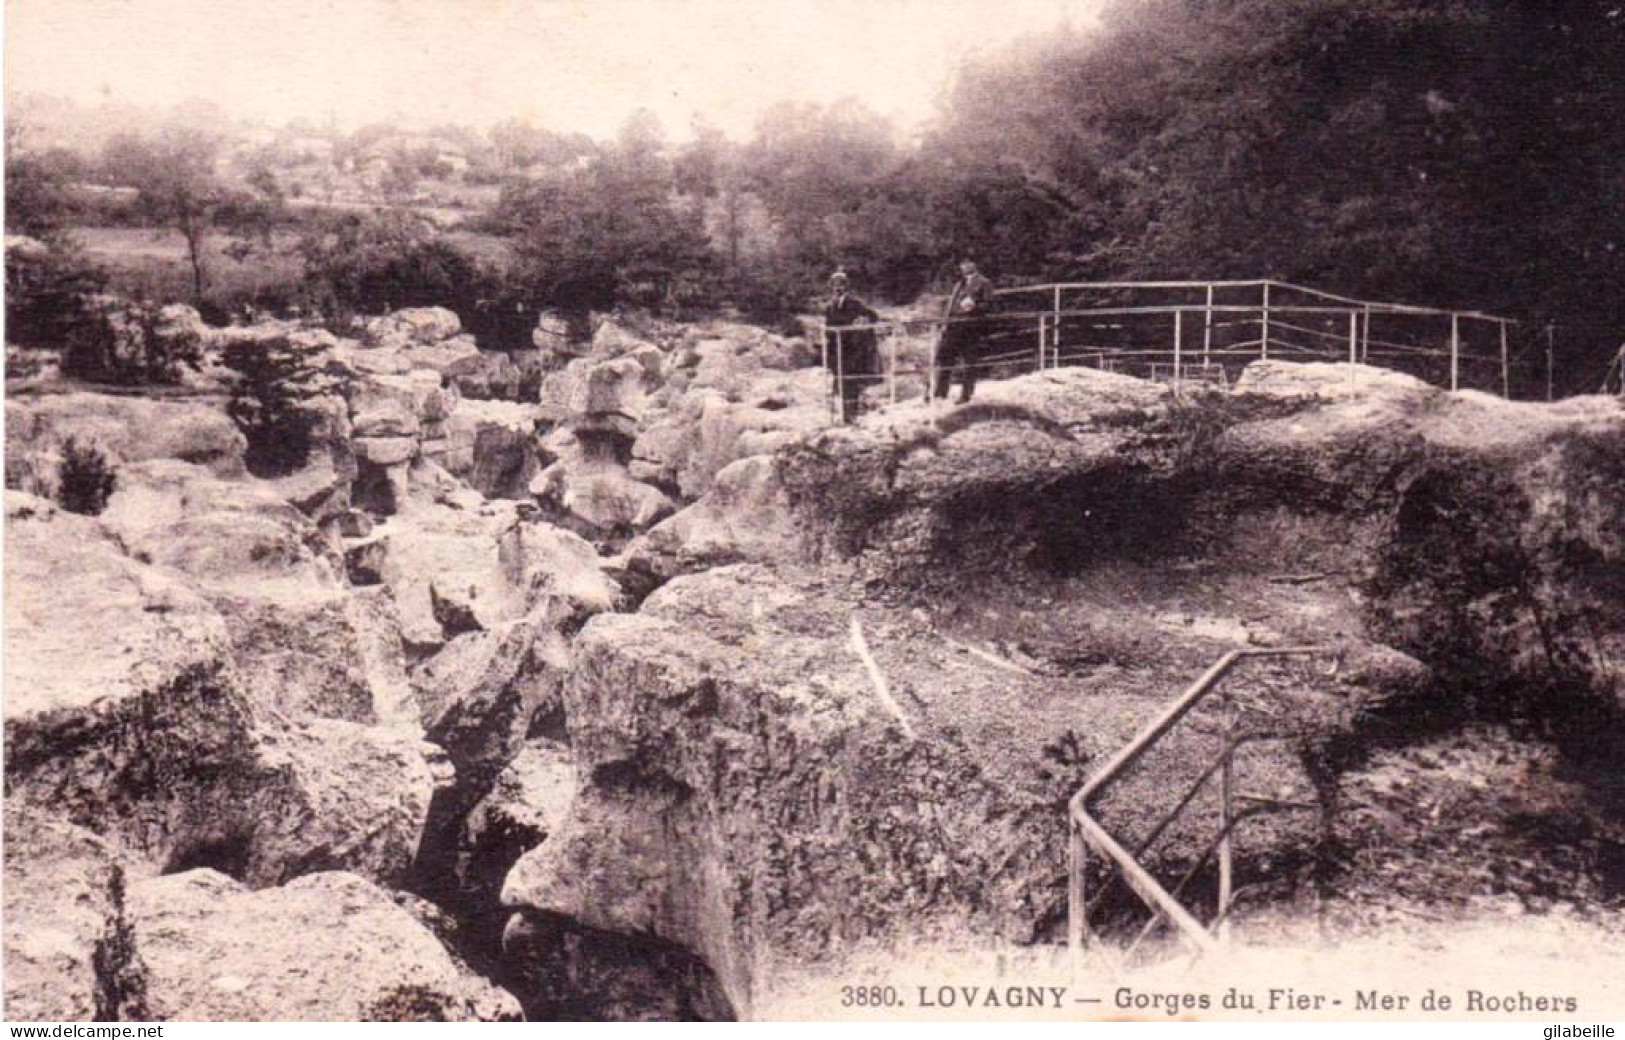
[4,494,441,886]
[5,392,246,501]
[531,455,676,537]
[126,870,519,1021]
[3,807,149,1021]
[349,370,458,439]
[364,306,463,348]
[630,369,827,498]
[435,398,542,499]
[498,565,1081,1016]
[460,740,576,898]
[540,355,652,432]
[588,318,660,362]
[444,350,552,402]
[353,500,618,650]
[532,311,573,352]
[630,454,798,580]
[99,459,344,602]
[411,617,573,901]
[93,461,416,726]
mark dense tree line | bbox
[925,0,1625,332]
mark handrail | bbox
[993,277,1517,324]
[1066,646,1330,961]
[816,279,1553,424]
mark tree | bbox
[5,123,78,235]
[488,112,714,317]
[928,0,1625,336]
[102,128,228,303]
[739,98,933,299]
[56,438,117,516]
[298,210,485,327]
[5,124,110,351]
[222,333,340,477]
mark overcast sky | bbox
[5,0,1103,139]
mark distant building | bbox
[286,136,335,163]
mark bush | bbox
[4,233,108,352]
[298,210,488,323]
[361,985,452,1022]
[59,295,204,386]
[222,334,339,477]
[57,438,116,515]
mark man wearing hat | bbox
[823,270,881,421]
[935,259,995,403]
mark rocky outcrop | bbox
[411,618,572,896]
[4,493,441,887]
[445,350,553,403]
[352,497,616,651]
[5,392,246,500]
[534,352,676,537]
[96,461,414,727]
[499,563,1334,1015]
[629,454,798,582]
[503,360,1625,1017]
[3,807,148,1020]
[356,308,481,376]
[126,870,519,1020]
[631,346,826,499]
[461,741,576,899]
[437,398,542,499]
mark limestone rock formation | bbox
[126,870,519,1021]
[4,493,441,887]
[6,392,246,500]
[505,563,1300,1015]
[353,498,617,650]
[629,454,798,581]
[437,398,543,499]
[462,740,577,895]
[3,807,148,1021]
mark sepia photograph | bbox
[2,0,1623,1026]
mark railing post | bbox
[1053,285,1063,369]
[1546,323,1555,401]
[1069,820,1087,973]
[1500,320,1510,399]
[1347,310,1359,391]
[929,321,940,409]
[1036,315,1046,373]
[835,328,846,423]
[1454,314,1466,392]
[1361,305,1371,364]
[821,322,834,423]
[1203,283,1214,368]
[1173,308,1183,387]
[1260,283,1270,361]
[1218,744,1234,941]
[889,325,898,406]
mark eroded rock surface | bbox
[3,807,148,1021]
[126,870,519,1021]
[4,493,441,888]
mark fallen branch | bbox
[849,616,916,739]
[1266,570,1346,585]
[940,634,1035,676]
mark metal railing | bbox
[1066,646,1331,964]
[816,277,1618,420]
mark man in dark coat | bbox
[823,270,881,421]
[935,259,995,403]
